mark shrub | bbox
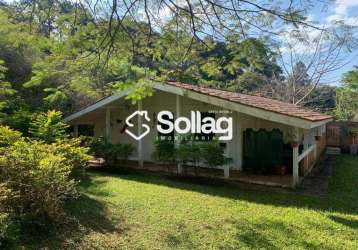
[29,110,68,143]
[176,141,201,175]
[0,126,22,147]
[0,185,19,246]
[0,212,12,246]
[90,137,134,166]
[117,143,135,164]
[0,140,79,224]
[52,138,91,179]
[200,142,232,168]
[0,126,91,233]
[152,139,176,165]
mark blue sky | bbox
[307,0,358,85]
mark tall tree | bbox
[335,66,358,121]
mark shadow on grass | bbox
[18,178,121,249]
[231,219,339,250]
[88,162,358,216]
[328,215,358,230]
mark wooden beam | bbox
[138,100,143,168]
[292,145,299,187]
[74,124,78,137]
[298,144,316,162]
[63,91,128,122]
[175,95,183,174]
[236,112,243,171]
[303,131,309,169]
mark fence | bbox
[326,121,358,153]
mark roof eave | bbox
[64,82,332,130]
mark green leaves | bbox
[0,60,16,111]
[0,126,90,229]
[29,110,69,143]
[110,59,155,103]
[334,66,358,121]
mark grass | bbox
[20,156,358,249]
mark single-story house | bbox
[64,82,333,188]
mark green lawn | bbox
[25,156,358,249]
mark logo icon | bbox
[125,111,151,140]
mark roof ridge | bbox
[166,81,304,107]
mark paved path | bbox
[299,155,336,196]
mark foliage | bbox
[334,66,358,121]
[0,5,286,127]
[176,140,231,169]
[0,211,10,243]
[29,110,69,142]
[117,143,135,163]
[176,141,201,175]
[52,137,91,179]
[0,126,90,241]
[0,187,18,246]
[0,60,16,111]
[334,87,358,121]
[199,142,232,168]
[0,125,22,147]
[152,139,176,165]
[303,85,336,113]
[176,141,201,165]
[0,139,78,225]
[234,71,267,92]
[90,137,134,166]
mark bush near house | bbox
[0,126,90,245]
[152,139,176,165]
[90,137,134,166]
[154,138,231,174]
[200,142,232,168]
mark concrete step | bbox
[326,147,341,155]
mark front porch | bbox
[88,150,320,189]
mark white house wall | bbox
[70,89,305,170]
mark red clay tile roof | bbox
[167,82,332,122]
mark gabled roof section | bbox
[166,82,332,122]
[64,81,333,128]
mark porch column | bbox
[106,108,111,142]
[224,165,230,178]
[74,124,78,137]
[292,144,299,187]
[236,112,243,171]
[314,132,319,161]
[176,95,183,174]
[303,131,309,172]
[137,100,144,168]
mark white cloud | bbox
[326,0,358,26]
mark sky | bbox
[307,0,358,85]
